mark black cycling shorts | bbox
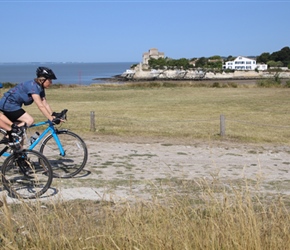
[2,109,26,122]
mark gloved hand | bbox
[52,118,61,125]
[52,110,68,120]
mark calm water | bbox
[0,62,137,85]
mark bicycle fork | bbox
[52,132,66,157]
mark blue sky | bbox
[0,0,289,63]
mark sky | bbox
[0,0,289,63]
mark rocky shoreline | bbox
[93,68,290,84]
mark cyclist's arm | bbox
[42,97,53,116]
[31,94,54,121]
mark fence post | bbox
[220,114,225,137]
[90,111,96,132]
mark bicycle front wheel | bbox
[1,149,53,199]
[39,130,88,178]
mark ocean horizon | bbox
[0,62,137,85]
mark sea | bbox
[0,62,137,85]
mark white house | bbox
[223,56,268,71]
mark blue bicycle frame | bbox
[2,120,65,157]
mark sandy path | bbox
[2,137,290,204]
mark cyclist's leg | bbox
[1,110,28,144]
[0,112,13,131]
[3,109,33,127]
[14,111,34,127]
[0,112,24,145]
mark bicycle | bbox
[0,133,53,199]
[23,109,87,178]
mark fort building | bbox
[142,48,165,65]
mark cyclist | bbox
[0,66,61,127]
[0,112,26,144]
[0,86,25,144]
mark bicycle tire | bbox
[1,149,53,199]
[39,130,88,178]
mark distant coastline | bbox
[1,62,289,85]
[114,67,290,82]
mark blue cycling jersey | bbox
[0,80,45,112]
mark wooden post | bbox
[220,114,225,137]
[90,111,96,132]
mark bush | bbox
[285,80,290,88]
[212,82,221,88]
[211,82,238,88]
[0,82,17,88]
[256,79,281,87]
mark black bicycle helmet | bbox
[36,66,57,79]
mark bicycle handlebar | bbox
[29,109,68,128]
[57,109,68,120]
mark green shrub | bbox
[163,82,178,88]
[285,80,290,88]
[212,82,221,88]
[0,82,17,88]
[256,79,281,87]
[227,82,238,88]
[257,73,281,87]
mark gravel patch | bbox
[2,136,290,204]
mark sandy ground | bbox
[2,136,290,204]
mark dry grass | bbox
[20,81,290,144]
[1,82,290,249]
[1,179,290,249]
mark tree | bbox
[148,57,167,69]
[174,58,190,69]
[226,55,235,61]
[267,60,283,68]
[208,61,223,69]
[269,46,290,67]
[257,52,270,64]
[148,57,191,70]
[195,57,207,68]
[209,55,222,60]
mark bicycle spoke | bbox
[40,131,88,178]
[1,150,53,199]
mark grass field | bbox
[19,81,290,144]
[1,81,290,249]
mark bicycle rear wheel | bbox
[39,130,88,178]
[1,149,53,199]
